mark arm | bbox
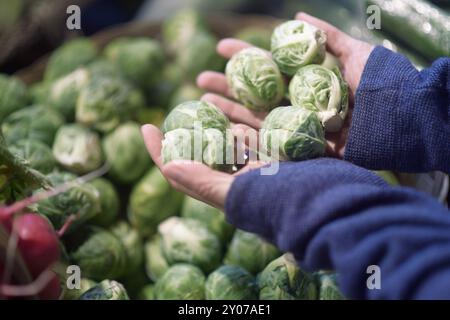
[225,159,450,299]
[345,46,450,173]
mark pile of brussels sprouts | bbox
[0,9,345,300]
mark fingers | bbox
[197,71,233,98]
[201,93,264,129]
[141,124,164,168]
[217,38,253,59]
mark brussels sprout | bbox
[2,105,64,146]
[29,81,51,105]
[155,264,205,300]
[63,278,96,300]
[111,221,144,273]
[289,65,349,132]
[79,280,129,300]
[176,31,225,81]
[48,68,90,120]
[169,84,203,110]
[181,196,234,244]
[88,178,119,227]
[224,230,281,275]
[76,77,145,133]
[104,38,165,87]
[162,101,233,171]
[145,235,170,282]
[258,254,317,300]
[36,171,101,231]
[162,8,206,55]
[52,124,103,174]
[9,139,56,174]
[271,20,327,76]
[235,27,272,50]
[260,106,326,161]
[70,227,127,280]
[321,52,340,70]
[102,122,151,184]
[374,171,400,186]
[0,74,28,121]
[315,271,345,300]
[138,285,155,300]
[86,59,124,79]
[205,265,258,300]
[128,167,183,237]
[226,48,285,112]
[158,217,222,273]
[45,38,97,81]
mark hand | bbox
[197,12,375,158]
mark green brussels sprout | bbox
[374,171,400,186]
[48,68,90,120]
[289,65,349,132]
[45,38,97,81]
[128,167,183,237]
[70,227,127,280]
[205,265,258,300]
[181,196,234,244]
[224,230,281,275]
[162,101,234,171]
[9,139,56,174]
[104,37,165,87]
[88,178,120,227]
[226,48,285,112]
[169,84,203,110]
[111,221,144,273]
[52,124,103,174]
[315,271,345,300]
[120,268,150,298]
[86,59,124,79]
[36,171,101,231]
[321,52,340,70]
[138,285,155,300]
[258,254,317,300]
[271,20,327,76]
[29,81,51,105]
[79,280,129,300]
[158,217,223,273]
[76,77,145,133]
[63,278,97,300]
[0,74,28,121]
[2,105,64,146]
[102,121,151,184]
[176,31,225,81]
[235,27,272,50]
[260,106,326,161]
[162,8,207,55]
[145,235,170,282]
[155,264,205,300]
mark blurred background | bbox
[1,0,449,74]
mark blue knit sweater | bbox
[225,47,450,300]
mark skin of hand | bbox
[141,13,375,210]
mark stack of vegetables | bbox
[0,8,352,300]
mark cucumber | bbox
[366,0,450,60]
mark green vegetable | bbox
[138,285,155,300]
[154,264,205,300]
[45,38,97,81]
[226,48,285,112]
[289,65,348,132]
[0,74,28,121]
[235,27,272,50]
[29,81,50,105]
[144,235,170,282]
[205,265,258,300]
[271,20,327,76]
[181,196,234,244]
[258,254,317,300]
[102,122,151,184]
[88,178,120,227]
[70,227,127,281]
[315,271,345,300]
[63,278,97,300]
[79,280,129,300]
[128,167,183,237]
[9,139,56,174]
[111,221,144,273]
[169,84,203,110]
[2,105,64,146]
[224,230,281,275]
[52,124,103,174]
[159,217,222,273]
[261,106,326,161]
[104,38,165,87]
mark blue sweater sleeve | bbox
[225,159,450,299]
[344,46,450,174]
